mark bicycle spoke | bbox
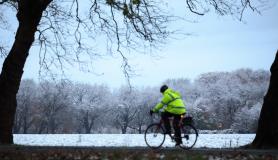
[144,123,165,149]
[179,124,198,150]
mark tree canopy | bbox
[0,0,266,77]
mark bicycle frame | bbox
[157,113,186,130]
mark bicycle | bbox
[144,113,198,150]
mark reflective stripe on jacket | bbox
[152,88,186,114]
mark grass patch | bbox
[0,146,277,160]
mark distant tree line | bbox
[14,68,269,134]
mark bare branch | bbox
[1,0,267,85]
[186,0,205,15]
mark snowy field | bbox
[14,134,255,148]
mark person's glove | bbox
[149,109,154,116]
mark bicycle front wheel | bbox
[179,124,198,150]
[144,123,166,149]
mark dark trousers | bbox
[161,111,183,143]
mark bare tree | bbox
[113,87,139,134]
[0,0,172,143]
[114,103,137,134]
[77,109,103,133]
[130,103,151,133]
[0,0,270,146]
[14,79,37,133]
[73,84,110,133]
[128,88,158,133]
[36,80,72,133]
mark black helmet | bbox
[160,85,168,93]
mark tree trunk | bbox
[0,0,50,144]
[13,110,22,133]
[23,110,29,134]
[121,125,127,134]
[251,50,278,149]
[37,121,47,134]
[138,125,142,134]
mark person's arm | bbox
[152,94,171,112]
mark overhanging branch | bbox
[186,0,205,15]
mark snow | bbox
[14,134,255,148]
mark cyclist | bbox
[150,85,186,146]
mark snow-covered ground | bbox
[14,134,255,148]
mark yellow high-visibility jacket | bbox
[152,88,186,114]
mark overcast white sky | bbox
[1,1,278,88]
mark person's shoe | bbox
[165,131,172,138]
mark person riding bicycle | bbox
[150,85,186,146]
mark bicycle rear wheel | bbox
[144,123,165,149]
[179,124,198,150]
